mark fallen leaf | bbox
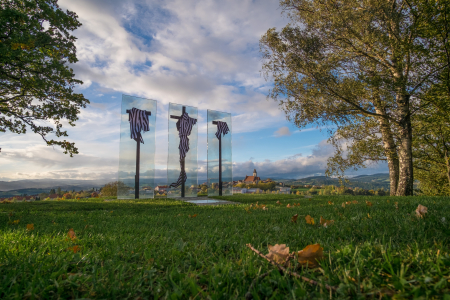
[262,207,268,211]
[415,204,427,218]
[267,244,290,265]
[319,216,334,227]
[352,200,358,204]
[286,204,291,208]
[291,214,298,223]
[394,202,398,210]
[328,201,334,205]
[9,219,20,225]
[305,215,315,225]
[26,224,34,231]
[67,245,81,253]
[366,201,372,207]
[341,203,345,208]
[367,213,372,218]
[345,201,351,205]
[189,214,198,218]
[67,228,76,241]
[387,200,390,203]
[276,201,281,205]
[297,244,324,268]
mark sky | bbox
[0,0,388,183]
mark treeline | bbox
[296,186,388,196]
[234,182,277,191]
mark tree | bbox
[0,0,89,155]
[260,0,447,196]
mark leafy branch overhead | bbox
[0,0,89,155]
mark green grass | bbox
[1,194,450,299]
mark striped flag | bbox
[128,107,150,143]
[170,112,197,188]
[215,121,229,139]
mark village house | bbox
[155,185,168,192]
[243,169,261,184]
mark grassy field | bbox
[1,194,450,299]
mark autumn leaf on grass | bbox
[286,204,292,208]
[297,244,324,268]
[267,244,291,265]
[352,200,358,204]
[319,216,334,228]
[67,228,76,241]
[345,201,351,205]
[328,201,334,205]
[341,203,345,208]
[305,215,315,225]
[189,214,198,218]
[366,201,373,207]
[26,224,34,231]
[8,219,19,225]
[291,214,298,223]
[394,202,398,210]
[415,204,427,218]
[367,213,372,219]
[276,201,281,205]
[262,207,268,211]
[67,245,81,253]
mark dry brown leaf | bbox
[305,215,315,225]
[352,200,358,204]
[341,203,345,208]
[287,204,292,208]
[366,201,372,207]
[262,206,268,211]
[319,216,334,227]
[291,214,298,223]
[67,228,76,241]
[189,214,198,218]
[297,244,324,268]
[67,245,81,253]
[328,201,334,205]
[267,244,290,265]
[367,213,372,219]
[415,204,427,218]
[276,201,281,205]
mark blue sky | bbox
[0,0,388,183]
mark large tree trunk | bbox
[374,95,399,196]
[396,95,414,196]
[377,115,399,196]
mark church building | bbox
[243,169,261,184]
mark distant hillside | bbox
[276,173,390,190]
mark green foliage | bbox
[0,0,89,155]
[100,181,121,197]
[260,0,450,196]
[1,195,450,298]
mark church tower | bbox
[253,169,257,177]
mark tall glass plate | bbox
[167,103,198,197]
[117,95,157,199]
[207,110,232,196]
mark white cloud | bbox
[274,126,292,137]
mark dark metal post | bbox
[135,132,140,199]
[212,121,222,196]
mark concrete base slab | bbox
[176,197,237,206]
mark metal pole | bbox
[135,132,140,199]
[219,134,222,196]
[181,106,186,197]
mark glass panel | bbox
[167,103,198,197]
[207,110,232,196]
[117,95,157,199]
